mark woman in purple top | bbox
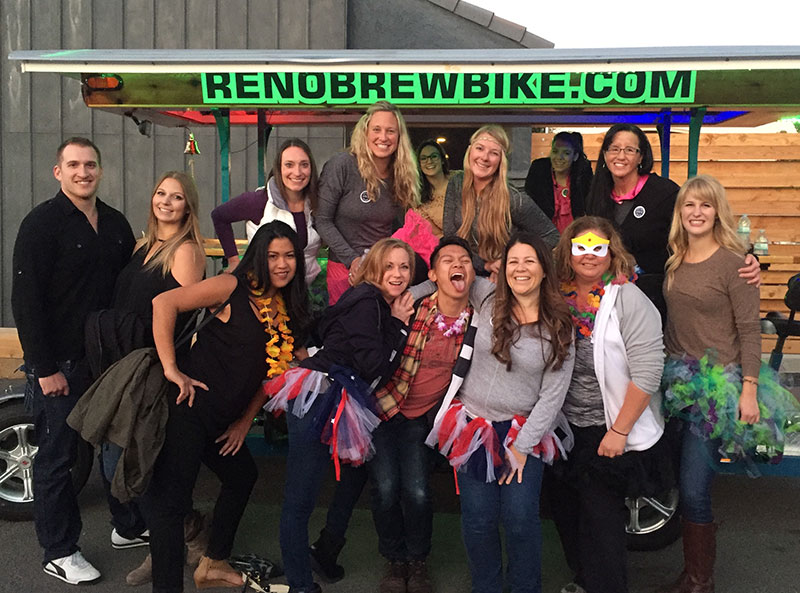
[211,138,322,285]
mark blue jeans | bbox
[368,414,434,561]
[679,425,721,524]
[281,396,360,590]
[458,455,544,593]
[25,360,89,563]
[98,444,147,539]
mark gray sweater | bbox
[442,171,559,274]
[564,282,664,426]
[316,152,404,265]
[458,279,575,455]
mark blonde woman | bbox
[661,175,797,593]
[316,101,420,304]
[101,171,206,585]
[442,125,559,280]
[263,238,415,593]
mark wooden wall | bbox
[0,0,349,327]
[532,132,800,353]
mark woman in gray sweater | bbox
[426,232,574,593]
[442,125,559,279]
[547,216,667,593]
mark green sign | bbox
[201,70,696,106]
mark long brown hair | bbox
[458,125,512,263]
[491,233,574,371]
[137,171,204,277]
[270,138,319,213]
[665,175,745,289]
[349,101,419,209]
[554,216,635,283]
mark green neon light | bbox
[201,70,697,106]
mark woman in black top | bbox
[99,171,206,569]
[524,131,592,234]
[584,124,760,318]
[143,221,309,593]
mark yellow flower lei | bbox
[251,291,294,378]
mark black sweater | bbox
[301,283,408,388]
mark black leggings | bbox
[141,403,257,593]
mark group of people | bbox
[11,101,795,593]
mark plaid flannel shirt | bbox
[374,293,471,420]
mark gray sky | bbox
[469,0,799,48]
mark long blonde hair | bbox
[349,101,419,209]
[665,175,745,288]
[457,125,512,262]
[137,171,204,277]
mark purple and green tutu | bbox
[662,351,800,464]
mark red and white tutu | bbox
[263,365,381,477]
[426,400,572,483]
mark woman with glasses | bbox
[524,131,593,233]
[584,123,759,318]
[415,139,450,236]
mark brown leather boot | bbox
[193,555,245,589]
[125,554,152,586]
[663,521,716,593]
[379,560,408,593]
[184,510,210,567]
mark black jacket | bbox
[302,283,408,388]
[524,157,592,221]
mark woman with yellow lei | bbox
[142,221,309,593]
[264,237,416,593]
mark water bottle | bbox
[737,214,751,249]
[753,229,769,256]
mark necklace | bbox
[433,308,470,337]
[561,272,634,339]
[249,284,294,378]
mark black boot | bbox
[309,528,345,583]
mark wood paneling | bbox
[533,132,800,354]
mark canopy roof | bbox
[9,47,800,127]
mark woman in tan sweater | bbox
[661,175,797,593]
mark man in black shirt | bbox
[12,137,135,585]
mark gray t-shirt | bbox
[457,280,575,455]
[316,152,404,265]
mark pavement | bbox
[3,430,800,593]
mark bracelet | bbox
[610,426,629,437]
[743,378,759,386]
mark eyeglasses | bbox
[605,146,640,156]
[419,153,441,163]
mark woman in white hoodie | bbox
[211,138,322,285]
[547,216,670,593]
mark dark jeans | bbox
[141,401,257,593]
[679,425,720,524]
[26,360,89,563]
[281,396,367,589]
[545,466,628,593]
[368,414,433,561]
[458,455,544,593]
[98,445,147,539]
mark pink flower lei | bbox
[433,308,470,338]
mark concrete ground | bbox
[2,430,800,593]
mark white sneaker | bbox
[43,551,101,584]
[111,528,150,549]
[560,583,587,593]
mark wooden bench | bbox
[0,328,24,379]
